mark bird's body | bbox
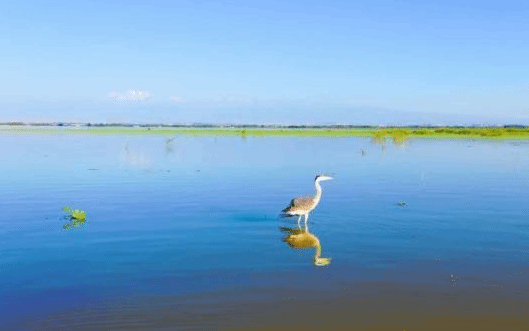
[281,174,333,228]
[282,196,318,214]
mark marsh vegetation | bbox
[2,125,529,139]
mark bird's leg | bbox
[297,215,302,229]
[304,214,310,228]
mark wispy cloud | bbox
[170,96,182,103]
[108,90,152,104]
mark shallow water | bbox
[1,134,528,330]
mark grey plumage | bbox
[282,196,317,214]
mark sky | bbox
[0,0,528,125]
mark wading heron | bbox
[281,174,333,228]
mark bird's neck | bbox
[314,179,323,204]
[313,240,322,259]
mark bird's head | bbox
[314,257,332,266]
[315,174,333,182]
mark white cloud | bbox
[108,89,152,104]
[170,96,182,103]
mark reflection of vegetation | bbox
[63,217,87,230]
[165,137,176,155]
[62,207,87,230]
[281,226,331,266]
[371,130,387,144]
[240,130,248,143]
[121,143,153,170]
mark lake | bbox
[1,133,528,330]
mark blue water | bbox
[1,133,528,329]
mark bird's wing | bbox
[282,196,314,213]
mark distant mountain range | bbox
[1,105,527,127]
[149,104,529,127]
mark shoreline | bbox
[2,125,529,140]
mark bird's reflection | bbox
[281,224,331,266]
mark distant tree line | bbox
[0,122,527,129]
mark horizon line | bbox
[1,122,528,129]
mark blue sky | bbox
[1,0,528,124]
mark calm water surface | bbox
[1,133,528,330]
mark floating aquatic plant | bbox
[62,207,87,230]
[62,206,86,221]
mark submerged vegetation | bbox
[2,124,529,139]
[62,207,87,230]
[397,200,407,207]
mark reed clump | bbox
[372,128,411,144]
[411,129,433,135]
[477,128,503,137]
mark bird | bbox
[281,226,331,266]
[281,174,333,228]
